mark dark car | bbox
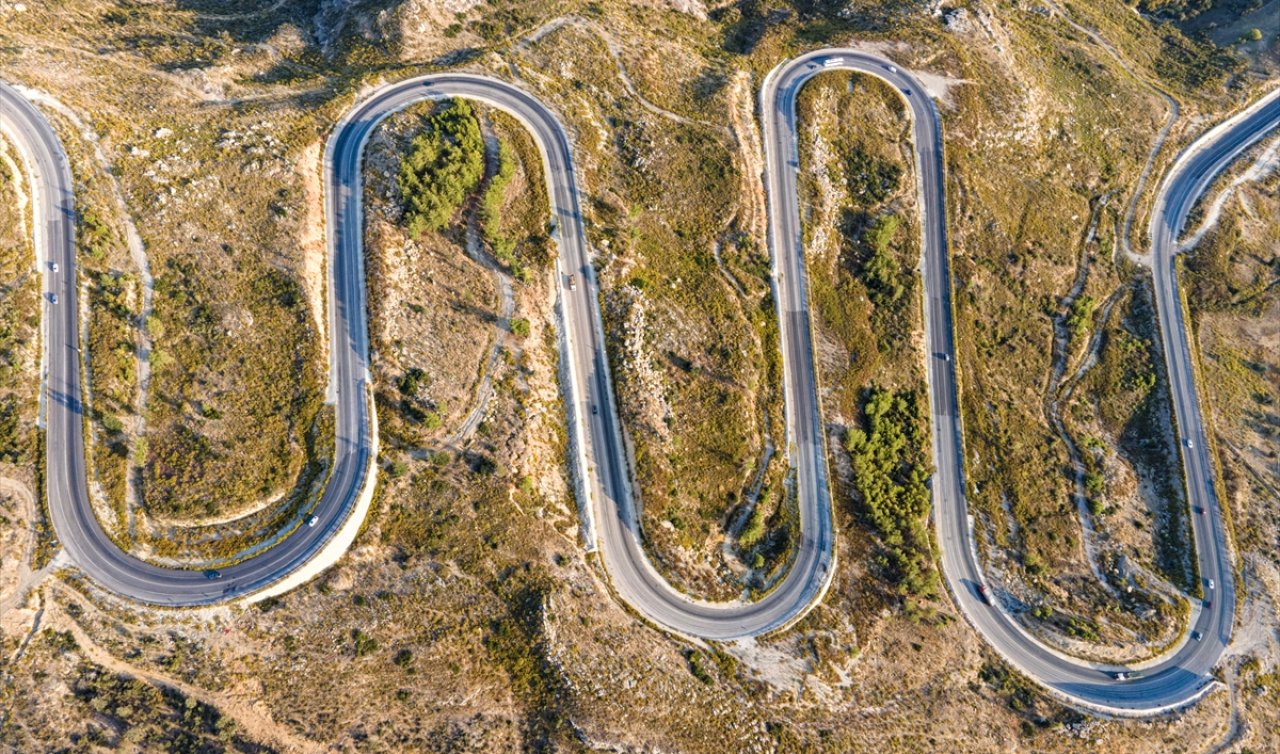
[203,569,222,580]
[1191,630,1203,641]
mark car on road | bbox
[567,274,577,291]
[1208,579,1214,590]
[1111,671,1130,681]
[308,515,319,527]
[203,569,221,580]
[50,261,58,273]
[902,88,912,96]
[977,584,992,605]
[1191,630,1203,641]
[1196,505,1206,516]
[1184,437,1194,449]
[591,404,598,415]
[49,293,57,304]
[1204,599,1211,609]
[886,65,898,73]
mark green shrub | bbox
[860,214,905,306]
[351,629,378,657]
[398,99,485,236]
[845,386,935,597]
[845,144,902,205]
[738,492,769,549]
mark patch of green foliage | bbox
[685,650,715,685]
[738,495,768,549]
[351,629,379,657]
[484,111,554,278]
[1066,295,1096,336]
[0,396,30,463]
[484,571,575,751]
[70,659,255,752]
[845,144,902,205]
[399,99,485,236]
[843,211,915,354]
[1153,30,1243,90]
[481,141,519,266]
[859,214,905,307]
[845,386,936,598]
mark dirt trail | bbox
[1043,1,1180,266]
[521,15,728,134]
[0,477,63,620]
[446,120,514,448]
[1042,195,1119,595]
[43,590,324,753]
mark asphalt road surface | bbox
[0,72,836,634]
[4,50,1275,714]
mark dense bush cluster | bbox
[398,99,485,236]
[843,210,915,352]
[70,659,255,752]
[844,144,902,206]
[845,386,935,597]
[1136,0,1259,22]
[858,214,905,307]
[1153,30,1243,90]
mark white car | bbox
[308,515,319,527]
[1208,579,1214,590]
[50,262,58,273]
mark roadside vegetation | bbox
[846,387,935,599]
[481,114,555,281]
[792,70,934,614]
[0,140,39,469]
[1184,169,1280,587]
[517,20,783,600]
[398,99,485,237]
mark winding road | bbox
[2,48,1276,715]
